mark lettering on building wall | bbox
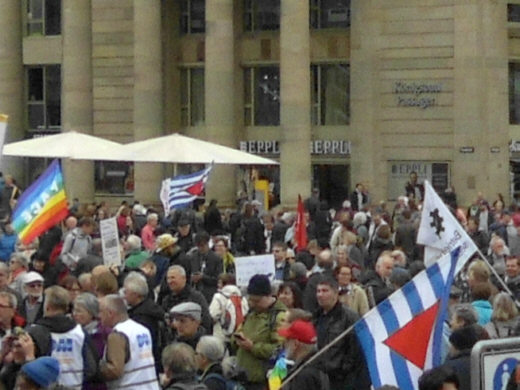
[239,140,351,156]
[394,81,442,109]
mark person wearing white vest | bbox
[99,294,160,390]
[30,285,97,390]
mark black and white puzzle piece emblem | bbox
[429,208,445,238]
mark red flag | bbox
[295,195,308,251]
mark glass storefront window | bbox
[95,162,134,195]
[311,64,350,125]
[310,0,350,29]
[180,0,205,34]
[244,67,280,126]
[26,0,61,36]
[510,62,520,124]
[26,65,61,132]
[508,4,520,22]
[244,0,280,32]
[180,68,205,127]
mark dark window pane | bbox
[28,68,44,101]
[28,104,45,129]
[320,64,350,125]
[29,0,43,20]
[510,63,520,124]
[254,67,279,126]
[254,0,280,31]
[46,65,61,126]
[319,0,350,28]
[191,0,205,33]
[45,0,61,35]
[95,162,134,194]
[509,4,520,22]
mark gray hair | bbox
[78,273,92,287]
[168,265,186,277]
[103,294,128,316]
[353,212,367,227]
[196,336,225,362]
[0,263,8,273]
[10,253,29,268]
[0,291,17,308]
[74,293,99,318]
[123,272,149,297]
[162,342,197,375]
[147,213,158,223]
[452,303,478,327]
[126,235,142,250]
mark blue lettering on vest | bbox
[52,338,73,352]
[137,333,150,348]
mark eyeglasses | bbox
[287,257,295,260]
[26,282,43,288]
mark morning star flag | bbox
[355,248,462,390]
[12,159,68,245]
[160,164,213,210]
[417,180,477,271]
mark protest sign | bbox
[235,254,275,287]
[100,217,122,266]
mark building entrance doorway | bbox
[312,164,349,210]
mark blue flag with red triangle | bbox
[355,247,462,390]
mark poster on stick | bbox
[235,254,275,287]
[100,217,122,266]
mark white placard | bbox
[100,217,122,266]
[235,254,275,287]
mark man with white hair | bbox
[124,234,149,269]
[8,253,29,297]
[363,251,395,305]
[141,213,159,252]
[124,272,164,364]
[99,294,160,389]
[18,272,44,325]
[196,336,227,389]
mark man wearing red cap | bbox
[278,319,330,390]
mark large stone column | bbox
[205,0,236,207]
[280,0,311,207]
[62,0,94,202]
[133,0,163,203]
[0,1,24,179]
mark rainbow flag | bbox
[12,159,68,244]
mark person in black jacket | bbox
[196,335,227,390]
[204,199,223,236]
[161,265,212,333]
[362,252,395,306]
[313,278,369,390]
[190,232,223,303]
[123,271,165,366]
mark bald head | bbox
[317,249,333,269]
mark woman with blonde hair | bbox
[484,292,519,338]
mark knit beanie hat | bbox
[21,357,60,387]
[247,274,272,296]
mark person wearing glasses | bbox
[17,272,44,325]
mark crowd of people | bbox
[0,171,519,389]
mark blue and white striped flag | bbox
[355,248,463,390]
[159,165,213,212]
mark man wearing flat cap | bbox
[168,302,205,350]
[234,274,286,390]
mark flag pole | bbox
[472,246,520,307]
[280,322,356,389]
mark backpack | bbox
[205,373,246,390]
[218,293,246,337]
[170,382,208,390]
